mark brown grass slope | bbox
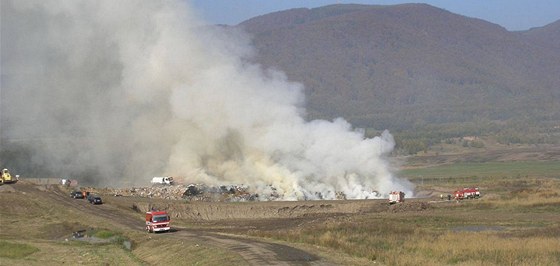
[238,4,560,130]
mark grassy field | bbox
[0,241,39,259]
[400,161,560,180]
[0,239,142,266]
[248,177,560,265]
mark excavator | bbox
[1,168,19,185]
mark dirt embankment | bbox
[133,200,378,220]
[125,195,431,223]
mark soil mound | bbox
[388,202,430,212]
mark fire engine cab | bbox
[389,191,405,204]
[145,211,171,233]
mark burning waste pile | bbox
[109,186,187,200]
[181,183,351,201]
[182,184,262,202]
[109,184,260,201]
[109,183,353,202]
[3,0,414,200]
[135,184,262,202]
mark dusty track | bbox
[166,229,326,265]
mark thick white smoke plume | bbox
[1,0,413,200]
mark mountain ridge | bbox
[236,4,560,132]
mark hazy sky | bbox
[189,0,560,31]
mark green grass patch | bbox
[0,241,39,259]
[92,230,116,239]
[400,161,560,180]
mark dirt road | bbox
[8,182,334,265]
[167,229,327,265]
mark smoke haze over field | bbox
[1,0,413,200]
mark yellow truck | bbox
[1,168,19,185]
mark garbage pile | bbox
[106,184,281,202]
[109,186,186,200]
[182,184,255,201]
[94,183,356,201]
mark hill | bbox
[237,4,560,135]
[521,19,560,50]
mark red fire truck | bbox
[389,191,405,204]
[145,210,171,233]
[454,187,480,200]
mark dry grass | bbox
[409,233,560,265]
[251,218,560,265]
[248,177,560,265]
[481,178,560,211]
[0,241,39,259]
[0,240,141,266]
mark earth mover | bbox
[1,168,19,185]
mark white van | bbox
[151,176,174,185]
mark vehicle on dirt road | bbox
[145,210,171,233]
[1,168,19,185]
[70,191,84,199]
[87,194,103,204]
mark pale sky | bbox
[189,0,560,31]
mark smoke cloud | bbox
[1,0,413,200]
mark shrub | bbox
[93,230,115,239]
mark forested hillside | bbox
[237,4,560,151]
